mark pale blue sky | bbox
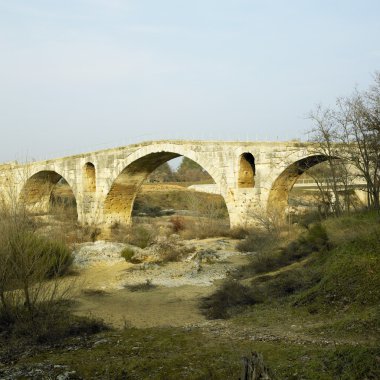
[0,0,379,162]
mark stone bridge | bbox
[0,140,329,228]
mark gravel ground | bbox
[72,238,249,288]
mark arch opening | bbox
[268,155,329,216]
[20,170,78,221]
[103,152,230,234]
[238,153,255,188]
[83,162,96,193]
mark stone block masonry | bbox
[0,140,324,228]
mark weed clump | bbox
[228,227,249,240]
[125,225,157,248]
[152,236,194,262]
[236,230,278,253]
[170,216,186,233]
[38,237,73,278]
[121,247,136,262]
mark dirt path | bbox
[74,284,214,328]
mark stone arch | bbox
[267,155,329,215]
[238,152,255,188]
[83,162,96,193]
[103,150,229,226]
[19,170,78,218]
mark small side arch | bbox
[238,152,255,188]
[83,162,96,193]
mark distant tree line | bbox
[147,157,213,183]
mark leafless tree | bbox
[308,106,352,215]
[308,72,380,211]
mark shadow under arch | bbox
[267,155,330,216]
[19,170,78,219]
[103,151,230,226]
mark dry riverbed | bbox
[71,238,250,328]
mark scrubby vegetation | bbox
[196,211,380,377]
[204,212,380,321]
[0,302,108,346]
[0,203,109,359]
[209,213,380,343]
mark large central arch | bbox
[267,155,330,215]
[103,150,228,226]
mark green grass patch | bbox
[8,326,380,379]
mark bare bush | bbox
[169,215,186,233]
[236,230,279,253]
[246,205,284,237]
[0,178,78,340]
[151,235,193,262]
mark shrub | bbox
[125,225,157,248]
[0,210,75,339]
[228,227,249,239]
[200,280,263,319]
[0,302,109,344]
[236,231,278,253]
[243,251,285,276]
[39,238,73,278]
[152,236,191,262]
[170,216,186,233]
[80,225,101,242]
[295,211,323,228]
[179,217,230,240]
[241,224,329,276]
[121,247,135,262]
[279,223,329,263]
[235,224,329,282]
